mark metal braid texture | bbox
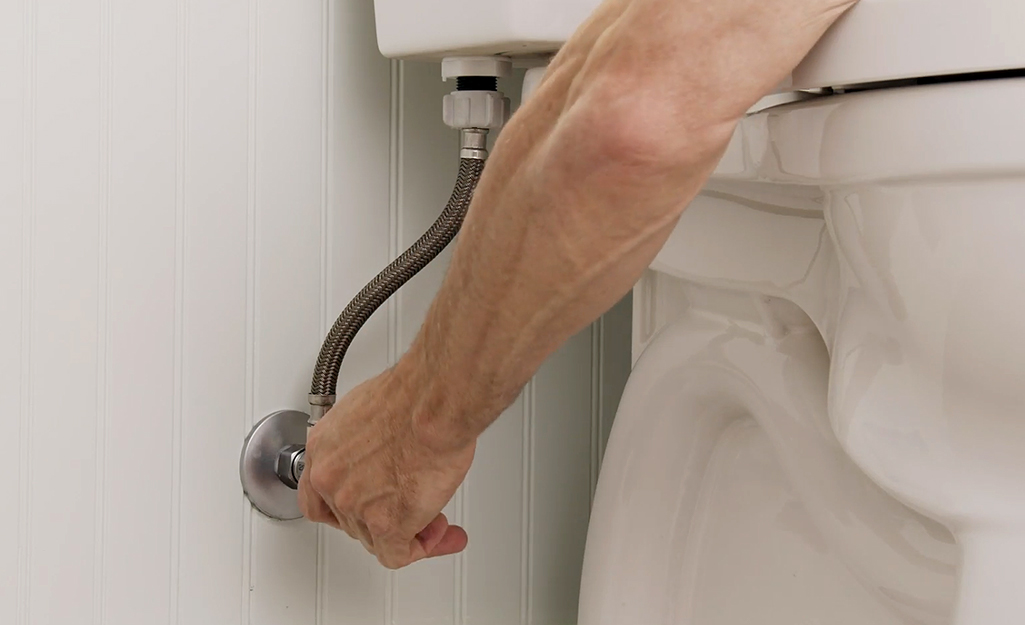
[310,157,486,397]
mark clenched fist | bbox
[298,365,476,569]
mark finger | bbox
[375,514,469,570]
[303,476,358,538]
[298,480,335,526]
[424,525,468,559]
[414,513,451,555]
[375,538,417,570]
[414,513,469,558]
[354,520,376,551]
[300,478,358,539]
[316,493,373,553]
[304,499,370,553]
[376,523,467,570]
[342,518,374,554]
[356,534,376,555]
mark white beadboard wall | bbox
[0,1,632,624]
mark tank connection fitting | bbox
[441,56,512,138]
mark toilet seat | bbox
[580,78,1025,624]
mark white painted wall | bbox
[0,1,631,624]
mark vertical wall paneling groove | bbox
[31,0,102,619]
[248,0,324,620]
[15,0,31,596]
[92,0,110,621]
[386,56,403,625]
[596,319,605,478]
[17,39,31,608]
[462,397,528,625]
[457,484,467,625]
[531,330,595,625]
[390,60,404,364]
[595,297,634,483]
[521,381,535,625]
[320,1,392,623]
[595,320,605,490]
[101,0,180,618]
[318,0,330,453]
[170,0,186,621]
[176,0,250,619]
[19,2,35,620]
[454,469,466,625]
[599,296,632,468]
[243,0,259,621]
[0,0,31,622]
[589,320,603,503]
[102,0,180,618]
[315,0,331,622]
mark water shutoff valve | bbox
[441,56,513,131]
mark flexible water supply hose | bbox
[237,62,511,516]
[307,129,488,424]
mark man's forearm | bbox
[400,0,858,451]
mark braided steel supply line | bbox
[307,129,488,424]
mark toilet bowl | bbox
[579,77,1025,624]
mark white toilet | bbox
[580,14,1025,625]
[579,75,1025,623]
[371,0,1025,622]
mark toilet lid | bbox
[792,0,1025,90]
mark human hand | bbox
[297,366,476,569]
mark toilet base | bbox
[953,531,1025,624]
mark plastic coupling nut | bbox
[443,90,510,130]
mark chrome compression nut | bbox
[276,444,306,489]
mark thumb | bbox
[415,513,469,558]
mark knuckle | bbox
[363,505,398,539]
[338,520,362,542]
[298,490,329,524]
[377,551,410,570]
[307,465,334,497]
[330,486,358,516]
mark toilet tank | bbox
[374,0,1025,89]
[373,0,599,60]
